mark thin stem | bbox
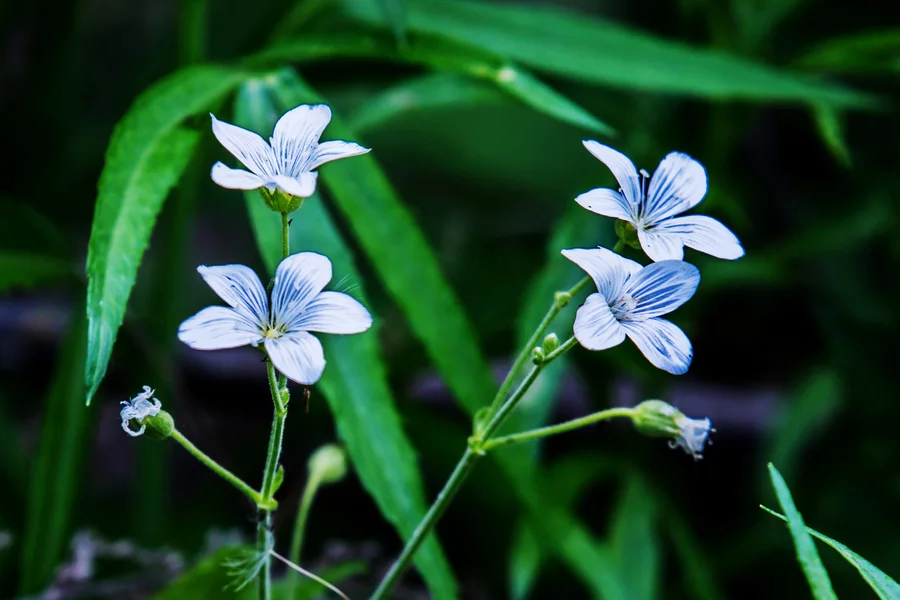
[483,407,635,451]
[257,512,272,600]
[258,362,289,600]
[285,472,322,598]
[544,335,578,363]
[369,448,480,600]
[170,429,265,507]
[281,212,290,259]
[479,365,542,442]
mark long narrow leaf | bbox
[19,310,94,593]
[235,78,458,600]
[0,253,73,290]
[342,0,874,106]
[767,463,837,600]
[762,507,900,600]
[608,477,660,600]
[84,65,246,404]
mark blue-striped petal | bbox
[272,173,317,198]
[573,293,626,351]
[210,114,277,179]
[177,306,262,350]
[575,188,635,222]
[643,152,707,225]
[653,215,744,260]
[583,140,642,206]
[293,291,372,335]
[271,253,332,330]
[271,104,331,176]
[561,247,641,302]
[265,331,326,385]
[308,140,370,170]
[210,162,266,191]
[621,318,692,375]
[637,226,685,261]
[624,260,699,319]
[197,264,268,325]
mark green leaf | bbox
[19,311,95,594]
[665,511,725,600]
[342,0,875,106]
[766,463,837,600]
[797,29,900,75]
[153,546,252,600]
[254,33,613,134]
[608,477,660,600]
[236,77,458,600]
[0,252,72,290]
[350,73,507,132]
[268,68,496,418]
[762,507,900,600]
[508,522,542,600]
[812,105,852,167]
[84,65,246,404]
[376,0,408,43]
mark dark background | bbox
[1,0,898,598]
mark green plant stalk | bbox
[170,429,265,507]
[285,471,322,598]
[483,407,634,451]
[281,212,290,260]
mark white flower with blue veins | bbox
[562,247,699,375]
[210,104,369,198]
[178,253,372,385]
[576,141,744,262]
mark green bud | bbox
[553,291,572,309]
[472,406,491,437]
[308,444,347,485]
[541,333,560,354]
[531,347,545,364]
[631,400,712,460]
[615,219,642,250]
[259,187,305,214]
[143,410,175,440]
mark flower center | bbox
[610,293,637,321]
[263,327,283,340]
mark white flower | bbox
[120,386,161,437]
[562,247,699,374]
[671,414,712,460]
[177,252,372,385]
[576,141,744,262]
[209,104,369,198]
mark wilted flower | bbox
[178,253,372,385]
[631,399,712,460]
[210,104,369,201]
[576,141,743,262]
[120,386,161,437]
[562,247,699,374]
[671,414,712,459]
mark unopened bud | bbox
[531,347,545,364]
[631,400,712,460]
[541,333,560,354]
[308,444,347,485]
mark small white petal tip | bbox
[120,386,162,437]
[671,416,712,460]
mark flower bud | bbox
[308,444,347,485]
[531,347,545,364]
[143,410,175,440]
[615,219,642,250]
[631,400,712,460]
[541,333,560,354]
[260,187,305,214]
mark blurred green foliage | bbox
[1,0,899,598]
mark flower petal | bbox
[561,247,641,301]
[643,152,707,225]
[637,227,685,262]
[265,332,326,385]
[653,215,744,260]
[575,188,634,222]
[272,173,318,198]
[272,104,332,176]
[271,252,333,329]
[621,318,692,375]
[307,140,370,170]
[573,293,626,351]
[177,306,262,350]
[582,141,642,206]
[625,260,699,319]
[294,291,373,334]
[197,264,268,325]
[210,162,265,190]
[210,114,277,178]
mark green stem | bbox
[285,472,322,598]
[258,362,288,600]
[281,212,290,260]
[483,407,635,451]
[170,429,265,507]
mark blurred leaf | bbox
[665,511,725,600]
[762,508,900,600]
[376,0,408,43]
[0,253,73,290]
[255,33,613,134]
[0,201,70,257]
[509,523,542,600]
[342,0,875,106]
[350,73,506,132]
[608,477,660,600]
[153,546,251,600]
[84,65,246,404]
[19,311,94,594]
[812,105,852,167]
[798,29,900,74]
[236,77,458,600]
[268,68,495,419]
[767,370,842,481]
[766,463,837,600]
